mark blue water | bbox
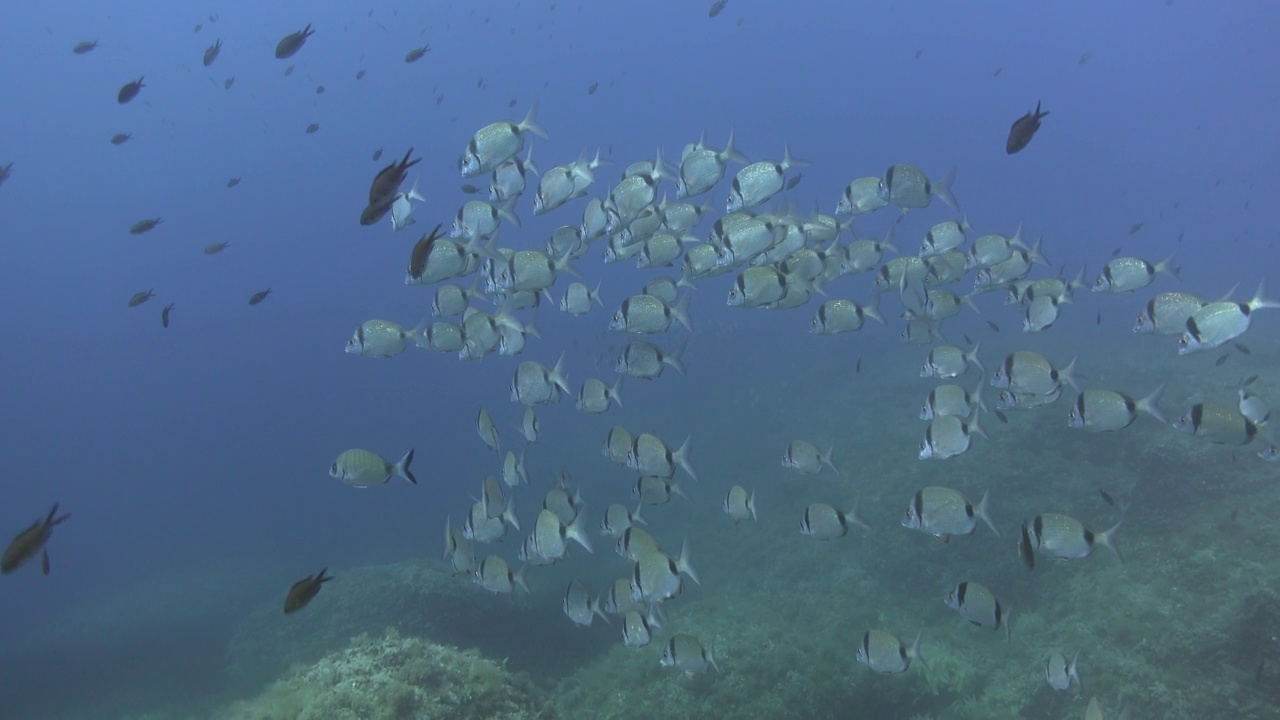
[1,1,1277,719]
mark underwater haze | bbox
[1,0,1278,718]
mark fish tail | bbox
[1249,279,1280,311]
[821,445,840,476]
[550,352,571,396]
[674,435,698,481]
[609,377,627,406]
[513,564,532,595]
[707,637,721,673]
[1098,520,1124,564]
[1139,383,1167,424]
[395,449,418,485]
[1059,356,1081,393]
[932,167,959,212]
[676,536,700,586]
[567,511,594,554]
[521,144,540,177]
[519,103,548,140]
[747,490,757,522]
[671,293,694,332]
[1154,251,1180,279]
[723,127,748,165]
[503,496,520,531]
[848,499,871,532]
[977,489,1000,537]
[910,629,928,671]
[781,143,809,171]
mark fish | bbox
[248,289,272,305]
[72,40,98,54]
[920,216,972,257]
[474,555,530,595]
[305,123,320,134]
[810,297,884,334]
[502,450,528,488]
[1099,489,1116,507]
[1133,291,1208,334]
[283,568,332,613]
[1030,513,1122,562]
[1017,520,1035,571]
[1046,650,1081,691]
[0,162,11,187]
[345,319,424,358]
[460,105,548,178]
[577,377,625,413]
[510,356,571,406]
[919,413,987,460]
[528,508,593,562]
[661,634,719,675]
[404,46,431,63]
[204,241,229,255]
[117,77,145,104]
[2,504,69,574]
[724,485,756,524]
[627,433,697,480]
[1067,385,1166,431]
[1178,281,1280,354]
[1235,342,1252,355]
[362,148,422,225]
[1129,221,1143,235]
[856,629,926,674]
[559,282,601,316]
[800,501,868,540]
[921,381,986,420]
[623,607,661,647]
[1172,403,1259,445]
[599,502,646,537]
[128,290,154,307]
[631,538,699,603]
[708,0,729,18]
[902,487,998,540]
[223,77,235,89]
[203,38,222,66]
[130,218,163,234]
[110,133,132,145]
[617,341,684,381]
[782,440,839,475]
[990,351,1077,395]
[617,527,661,563]
[226,177,241,188]
[921,343,984,379]
[328,448,416,487]
[563,580,608,627]
[836,177,890,216]
[1238,384,1270,427]
[490,146,539,202]
[275,24,315,59]
[633,475,686,506]
[944,581,1011,642]
[1006,101,1049,154]
[883,164,958,211]
[604,426,634,467]
[389,180,426,232]
[315,85,325,95]
[518,406,539,443]
[726,145,807,212]
[677,129,748,199]
[476,408,500,454]
[1092,254,1178,293]
[587,82,599,95]
[161,303,174,328]
[609,294,693,334]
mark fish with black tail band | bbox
[329,449,416,487]
[563,580,609,628]
[944,581,1011,642]
[1132,291,1206,335]
[661,634,719,675]
[1067,384,1166,431]
[921,343,984,379]
[1172,403,1259,445]
[726,144,807,212]
[631,537,699,603]
[991,350,1078,395]
[1092,254,1179,293]
[902,487,999,540]
[1030,513,1122,563]
[724,485,756,524]
[627,433,697,480]
[1046,650,1081,691]
[460,105,547,178]
[919,411,987,460]
[1178,281,1280,354]
[801,501,869,540]
[782,440,839,475]
[677,129,748,199]
[474,555,530,594]
[856,629,926,674]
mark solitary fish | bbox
[1006,101,1049,154]
[72,40,98,54]
[117,77,145,104]
[248,288,272,305]
[283,568,332,613]
[130,218,163,234]
[709,0,729,18]
[857,629,926,674]
[128,290,154,307]
[203,38,222,67]
[2,503,69,575]
[661,634,719,675]
[404,45,431,63]
[204,241,229,255]
[275,24,315,59]
[111,133,132,145]
[329,448,417,487]
[161,303,175,328]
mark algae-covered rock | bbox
[213,627,555,720]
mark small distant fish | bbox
[2,503,70,575]
[1098,489,1115,507]
[305,123,320,134]
[587,82,598,95]
[315,85,325,95]
[111,133,132,145]
[226,177,241,188]
[1129,222,1143,235]
[1234,342,1252,355]
[356,69,366,80]
[284,64,295,76]
[72,40,98,55]
[248,288,272,305]
[1079,51,1092,64]
[986,320,1000,333]
[1006,101,1049,154]
[283,568,332,613]
[1096,311,1101,325]
[1215,353,1229,367]
[203,241,229,255]
[223,76,235,90]
[372,147,383,162]
[203,38,222,67]
[708,0,728,18]
[329,448,416,487]
[128,290,154,307]
[161,303,174,328]
[117,77,145,104]
[915,49,923,59]
[130,218,162,234]
[460,183,483,194]
[786,173,803,190]
[994,67,1003,76]
[405,45,431,63]
[275,24,315,59]
[856,357,862,373]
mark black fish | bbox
[161,303,175,328]
[1215,353,1229,366]
[855,357,862,374]
[1129,222,1143,235]
[223,77,235,90]
[284,568,333,613]
[986,320,1000,333]
[1017,521,1035,571]
[461,184,483,195]
[275,24,315,59]
[587,82,598,95]
[356,69,366,80]
[1243,375,1259,387]
[1234,342,1252,355]
[1096,311,1101,325]
[963,334,973,345]
[993,410,1008,424]
[361,147,421,225]
[1111,246,1122,257]
[407,225,446,280]
[1006,100,1049,154]
[2,503,69,575]
[1099,489,1115,507]
[305,123,320,134]
[117,77,145,104]
[372,147,383,161]
[203,38,222,67]
[227,177,241,188]
[709,0,728,18]
[248,288,272,305]
[786,173,803,190]
[404,46,431,63]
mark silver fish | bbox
[577,377,624,413]
[345,319,424,358]
[1178,281,1279,354]
[990,351,1078,395]
[921,343,984,379]
[841,234,898,276]
[1045,650,1081,691]
[616,341,684,380]
[921,380,986,420]
[944,581,1011,642]
[810,297,884,334]
[628,433,697,480]
[617,527,661,563]
[723,485,756,523]
[902,487,998,540]
[476,408,501,454]
[563,580,608,627]
[836,176,889,216]
[782,440,838,475]
[432,282,480,318]
[460,105,547,178]
[489,145,538,202]
[473,555,530,594]
[1132,291,1207,335]
[677,129,747,199]
[1067,385,1165,431]
[857,629,925,674]
[725,145,806,212]
[511,356,571,406]
[633,475,685,505]
[661,634,719,674]
[1171,403,1259,445]
[518,406,540,442]
[1238,384,1270,427]
[800,501,868,540]
[643,276,687,306]
[329,449,416,487]
[1091,254,1177,293]
[502,449,528,488]
[883,164,957,212]
[996,387,1062,411]
[603,425,633,466]
[623,607,661,647]
[560,281,602,316]
[920,216,971,257]
[422,322,464,353]
[599,502,646,538]
[1023,294,1066,333]
[534,165,587,215]
[1030,513,1122,562]
[631,538,699,603]
[529,508,593,561]
[390,180,426,231]
[919,413,987,460]
[609,294,693,334]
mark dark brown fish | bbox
[1017,520,1035,571]
[305,123,320,134]
[372,147,383,161]
[1234,342,1252,355]
[405,46,431,63]
[223,76,235,90]
[203,38,222,67]
[117,77,145,104]
[72,40,98,55]
[986,320,1000,333]
[226,177,241,188]
[111,133,132,145]
[356,69,366,80]
[2,503,69,575]
[587,82,598,95]
[162,303,175,328]
[993,410,1008,424]
[275,24,315,59]
[284,568,332,613]
[461,184,483,195]
[130,218,163,234]
[1111,246,1122,257]
[1129,222,1143,235]
[1005,100,1049,154]
[361,148,422,225]
[786,173,803,190]
[407,225,446,280]
[709,0,728,17]
[1098,489,1116,507]
[128,290,154,307]
[1215,353,1229,367]
[248,289,272,306]
[204,241,229,255]
[315,85,325,95]
[284,64,295,77]
[1242,374,1259,386]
